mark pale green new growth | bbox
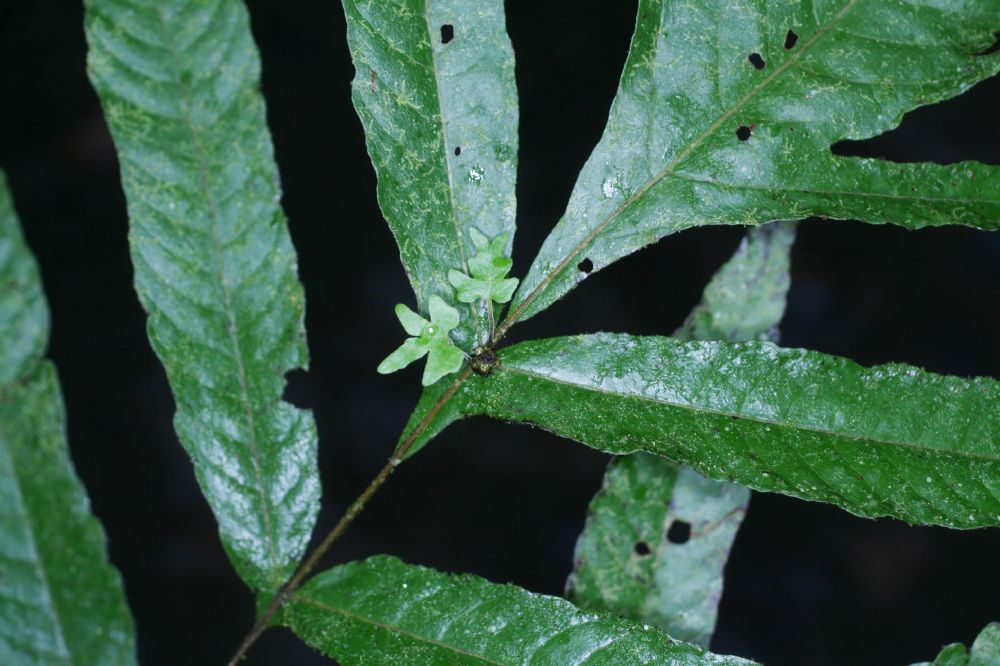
[910,622,1000,666]
[379,296,464,386]
[342,0,519,350]
[971,624,1000,666]
[448,228,519,306]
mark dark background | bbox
[2,1,999,664]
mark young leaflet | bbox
[378,296,464,386]
[448,228,519,341]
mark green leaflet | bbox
[676,222,797,344]
[568,222,795,644]
[284,555,757,665]
[0,176,136,665]
[971,624,1000,666]
[567,454,749,647]
[0,366,137,666]
[448,228,519,307]
[910,623,1000,666]
[378,297,464,386]
[506,0,1000,327]
[417,334,1000,529]
[343,0,519,349]
[911,644,970,666]
[84,0,320,593]
[0,173,48,385]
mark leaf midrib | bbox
[153,5,281,589]
[421,2,469,273]
[291,594,505,665]
[502,0,860,332]
[419,0,487,346]
[670,168,1000,206]
[496,363,1000,464]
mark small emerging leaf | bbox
[377,338,430,375]
[911,643,971,666]
[395,303,427,337]
[448,228,519,305]
[285,555,757,665]
[971,623,1000,666]
[910,622,1000,666]
[342,0,519,348]
[0,173,48,385]
[423,343,465,387]
[379,296,464,386]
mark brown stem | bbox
[226,367,472,665]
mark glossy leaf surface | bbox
[285,555,756,665]
[343,0,519,348]
[568,222,795,643]
[0,176,136,665]
[507,0,1000,326]
[423,335,999,529]
[84,0,320,593]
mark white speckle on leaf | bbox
[601,176,619,199]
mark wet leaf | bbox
[568,222,795,644]
[343,0,519,349]
[285,555,757,665]
[506,0,1000,326]
[0,175,136,665]
[84,0,320,593]
[421,334,1000,529]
